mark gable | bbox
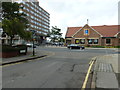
[117,32,120,38]
[73,24,101,38]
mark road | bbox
[2,46,116,88]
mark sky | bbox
[39,0,119,37]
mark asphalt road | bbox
[2,47,116,88]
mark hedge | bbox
[86,45,120,48]
[0,44,27,53]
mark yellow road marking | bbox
[2,61,27,67]
[81,58,96,90]
[89,60,92,65]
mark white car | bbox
[26,43,36,48]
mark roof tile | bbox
[65,27,82,37]
[65,25,119,37]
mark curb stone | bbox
[91,58,97,90]
[91,61,97,90]
[1,55,47,66]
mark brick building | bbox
[65,24,120,47]
[0,0,50,44]
[20,0,50,44]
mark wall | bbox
[66,24,119,47]
[72,24,101,46]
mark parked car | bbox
[35,43,40,46]
[26,43,36,48]
[67,44,85,50]
[51,42,59,46]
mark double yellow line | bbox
[81,57,96,90]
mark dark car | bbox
[67,44,85,50]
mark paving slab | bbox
[96,72,119,88]
[93,54,119,89]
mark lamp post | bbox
[30,30,36,56]
[33,36,35,56]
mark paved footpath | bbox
[1,47,52,65]
[93,54,119,89]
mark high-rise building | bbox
[0,0,50,44]
[20,0,50,41]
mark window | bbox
[66,40,71,45]
[94,39,98,44]
[87,39,99,44]
[88,39,93,44]
[106,39,111,44]
[75,39,80,44]
[84,29,89,35]
[80,39,85,44]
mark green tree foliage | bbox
[2,2,32,45]
[59,38,65,42]
[50,26,63,42]
[0,22,2,28]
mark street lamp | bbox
[30,30,36,56]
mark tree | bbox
[2,18,31,44]
[59,37,65,42]
[50,26,63,42]
[2,2,32,45]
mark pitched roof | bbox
[65,25,119,37]
[91,25,119,37]
[65,27,82,37]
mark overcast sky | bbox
[39,0,119,37]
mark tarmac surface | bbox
[1,46,119,89]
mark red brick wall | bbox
[101,38,119,46]
[1,52,19,58]
[73,25,101,38]
[66,24,119,47]
[72,24,101,46]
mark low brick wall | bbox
[1,45,28,58]
[0,51,19,58]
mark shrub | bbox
[0,44,28,53]
[88,45,105,48]
[114,46,120,48]
[1,45,19,52]
[13,44,27,50]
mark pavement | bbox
[1,47,52,65]
[1,46,119,89]
[92,53,119,89]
